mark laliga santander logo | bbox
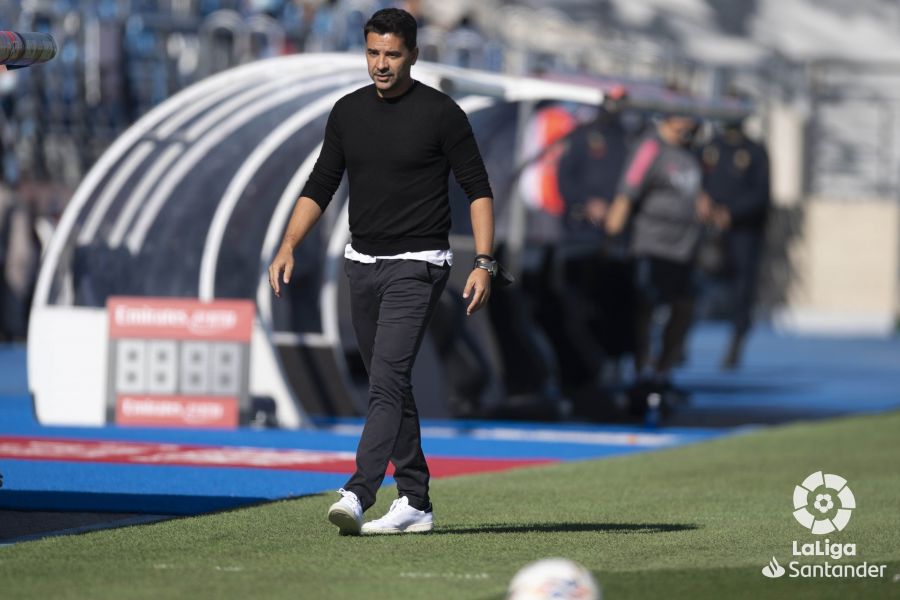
[792,471,855,535]
[762,471,886,580]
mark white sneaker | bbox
[361,496,433,535]
[327,488,363,535]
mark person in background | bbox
[0,185,9,342]
[0,185,39,341]
[699,113,771,369]
[555,86,636,407]
[605,112,709,398]
[401,0,429,28]
[559,85,631,232]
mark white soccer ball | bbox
[507,558,601,600]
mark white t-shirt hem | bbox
[344,244,453,267]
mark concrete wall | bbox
[776,199,899,335]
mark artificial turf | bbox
[2,411,898,599]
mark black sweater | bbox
[300,81,493,256]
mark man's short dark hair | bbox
[364,8,418,51]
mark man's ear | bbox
[411,47,419,65]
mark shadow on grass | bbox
[429,522,698,535]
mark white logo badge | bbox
[762,557,786,578]
[792,471,855,534]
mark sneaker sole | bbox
[361,521,433,535]
[327,506,361,535]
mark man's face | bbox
[366,32,417,97]
[664,116,699,146]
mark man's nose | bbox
[375,56,389,71]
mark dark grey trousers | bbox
[343,258,450,512]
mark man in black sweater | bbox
[268,8,496,535]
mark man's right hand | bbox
[268,244,295,298]
[696,193,714,223]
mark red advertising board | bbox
[108,297,254,341]
[115,396,240,428]
[106,297,254,428]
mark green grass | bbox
[3,412,900,599]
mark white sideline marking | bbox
[471,427,678,447]
[399,572,489,580]
[153,564,244,573]
[326,424,679,447]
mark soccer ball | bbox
[507,558,601,600]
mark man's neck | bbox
[377,77,415,99]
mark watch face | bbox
[475,259,497,277]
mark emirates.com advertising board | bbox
[106,297,255,428]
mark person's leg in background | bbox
[722,230,763,369]
[651,258,696,395]
[656,296,694,376]
[632,256,656,378]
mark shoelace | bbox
[337,488,360,508]
[386,497,408,515]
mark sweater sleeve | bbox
[440,100,493,202]
[300,103,346,212]
[616,136,660,203]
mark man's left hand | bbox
[585,197,609,227]
[713,206,732,231]
[463,268,491,316]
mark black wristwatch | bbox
[473,254,498,278]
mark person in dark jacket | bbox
[555,86,636,404]
[699,117,770,369]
